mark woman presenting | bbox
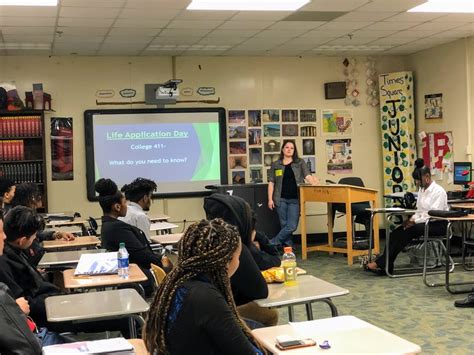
[268,140,319,247]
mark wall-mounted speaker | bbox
[324,82,346,100]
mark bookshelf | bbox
[0,110,48,212]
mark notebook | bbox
[74,252,118,276]
[42,337,134,354]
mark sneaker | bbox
[454,293,474,308]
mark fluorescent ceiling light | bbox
[187,0,310,11]
[0,0,57,5]
[408,0,474,13]
[0,43,51,49]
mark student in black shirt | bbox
[143,219,266,355]
[267,140,319,247]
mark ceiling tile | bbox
[56,27,110,36]
[230,11,292,21]
[119,8,180,20]
[159,28,210,37]
[388,30,439,38]
[334,11,396,22]
[53,42,101,50]
[355,0,426,12]
[232,41,279,51]
[254,29,309,38]
[207,29,261,37]
[104,35,153,44]
[58,17,115,27]
[351,29,399,37]
[151,36,202,45]
[300,0,370,11]
[0,6,57,17]
[5,49,51,56]
[276,40,321,50]
[218,20,275,30]
[285,37,331,46]
[174,10,236,21]
[179,49,226,56]
[125,0,190,10]
[317,21,372,30]
[0,26,54,35]
[55,35,105,43]
[99,42,147,50]
[432,14,474,22]
[61,0,126,7]
[3,35,53,43]
[300,29,351,38]
[59,7,121,18]
[167,20,224,30]
[108,28,161,36]
[239,37,288,47]
[113,19,170,28]
[0,17,56,26]
[97,49,142,55]
[198,37,247,45]
[413,37,459,46]
[325,36,376,45]
[370,37,415,46]
[52,48,98,55]
[364,21,418,30]
[429,29,473,38]
[383,12,445,22]
[264,48,304,56]
[410,22,468,31]
[269,21,326,30]
[142,49,185,56]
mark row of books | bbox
[0,162,43,183]
[0,140,25,161]
[0,115,42,137]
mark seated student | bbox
[0,177,15,209]
[143,219,266,355]
[9,183,75,266]
[366,159,448,275]
[119,177,157,242]
[0,206,135,336]
[204,194,275,327]
[0,209,42,355]
[95,178,171,296]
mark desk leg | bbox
[301,198,308,260]
[318,299,338,317]
[327,203,334,255]
[345,202,354,265]
[305,303,314,320]
[372,198,380,254]
[288,306,295,322]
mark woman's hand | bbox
[268,200,275,210]
[16,297,30,315]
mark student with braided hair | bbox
[119,177,157,242]
[95,178,171,296]
[143,219,266,355]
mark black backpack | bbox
[0,87,8,110]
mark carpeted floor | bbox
[276,248,474,354]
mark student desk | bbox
[45,289,149,339]
[43,236,100,251]
[150,233,183,245]
[150,221,179,235]
[38,249,106,269]
[63,263,147,294]
[252,315,421,354]
[147,213,170,222]
[254,275,349,322]
[299,184,379,265]
[128,339,149,355]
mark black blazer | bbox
[101,216,163,269]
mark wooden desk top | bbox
[150,233,183,244]
[128,339,149,355]
[147,213,170,222]
[430,213,474,222]
[450,203,474,210]
[252,316,421,354]
[43,236,100,250]
[46,218,88,227]
[63,263,147,289]
[299,184,378,193]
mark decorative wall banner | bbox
[424,93,443,119]
[379,71,416,198]
[119,88,136,98]
[421,131,453,182]
[51,117,73,181]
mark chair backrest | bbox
[338,177,365,187]
[151,263,167,285]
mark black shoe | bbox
[454,293,474,308]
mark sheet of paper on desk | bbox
[74,252,118,276]
[43,337,134,354]
[289,316,369,337]
[372,207,406,212]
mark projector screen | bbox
[84,108,227,200]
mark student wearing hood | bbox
[204,193,278,327]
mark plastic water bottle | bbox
[117,242,129,279]
[282,246,297,286]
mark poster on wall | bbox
[379,71,417,199]
[321,109,353,135]
[421,131,453,182]
[326,139,352,174]
[424,93,443,119]
[51,117,73,181]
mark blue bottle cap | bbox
[319,340,331,349]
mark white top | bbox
[252,315,421,354]
[119,201,151,241]
[412,181,448,224]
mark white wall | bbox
[0,54,408,233]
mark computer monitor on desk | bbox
[453,162,472,188]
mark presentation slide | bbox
[85,110,226,199]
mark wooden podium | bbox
[299,184,380,265]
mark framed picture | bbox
[229,141,246,155]
[262,109,280,122]
[250,167,263,183]
[302,139,315,155]
[232,171,246,184]
[229,156,247,169]
[282,109,298,122]
[264,153,279,167]
[228,110,246,124]
[282,124,298,137]
[300,109,317,122]
[229,126,246,139]
[263,124,280,137]
[264,139,280,153]
[248,128,262,146]
[302,156,315,173]
[249,148,262,165]
[300,125,317,137]
[248,110,262,127]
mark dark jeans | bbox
[375,221,447,274]
[274,198,300,246]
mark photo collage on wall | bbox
[227,109,318,184]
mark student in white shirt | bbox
[119,178,157,241]
[366,158,448,275]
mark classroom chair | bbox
[151,264,166,285]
